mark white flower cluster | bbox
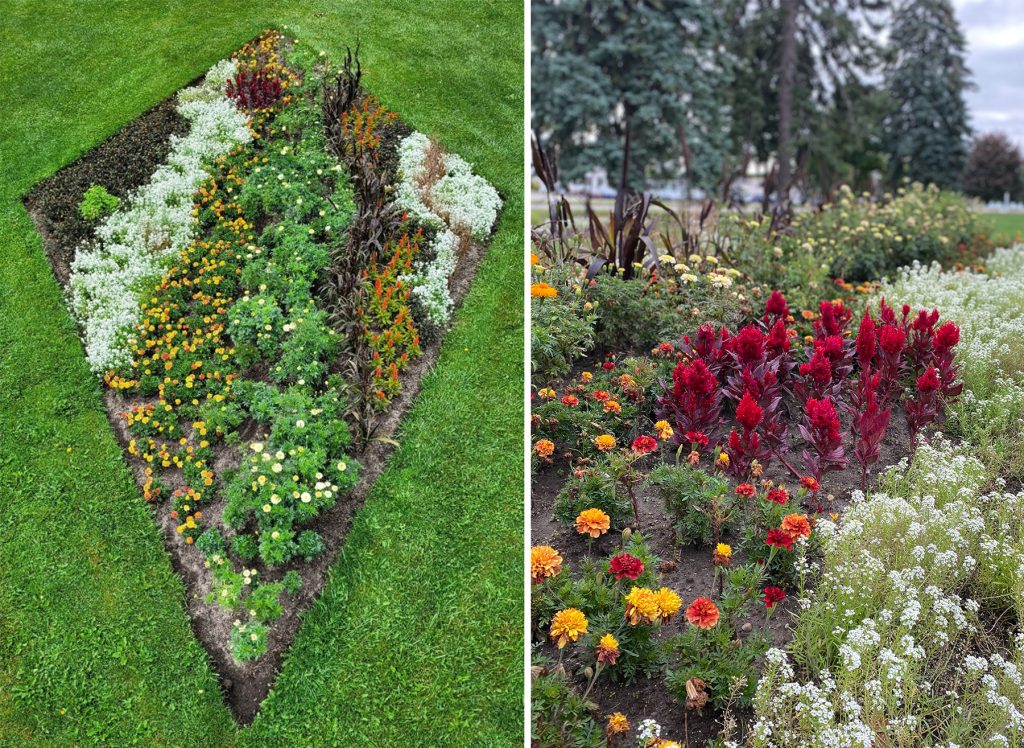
[68,59,251,372]
[880,249,1024,458]
[752,440,1024,746]
[394,131,500,327]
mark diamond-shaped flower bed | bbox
[24,29,501,723]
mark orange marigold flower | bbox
[534,439,555,458]
[596,633,620,665]
[530,252,540,265]
[592,389,610,402]
[575,508,610,538]
[654,420,674,440]
[624,586,661,625]
[603,400,622,414]
[801,309,817,320]
[594,434,617,451]
[549,608,588,648]
[606,712,630,734]
[530,545,563,584]
[781,513,812,541]
[655,587,682,622]
[537,387,556,400]
[531,282,558,298]
[685,597,720,629]
[581,371,593,382]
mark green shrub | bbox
[229,619,268,662]
[530,265,596,380]
[78,184,119,221]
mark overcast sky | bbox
[954,0,1024,146]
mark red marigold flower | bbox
[766,487,789,505]
[916,366,940,393]
[685,430,710,447]
[800,476,820,492]
[934,321,960,352]
[781,513,812,541]
[561,395,579,407]
[735,483,756,498]
[766,528,795,550]
[735,390,763,430]
[609,553,644,581]
[878,325,906,355]
[685,597,720,629]
[799,350,832,385]
[733,325,766,364]
[763,586,786,609]
[765,290,789,318]
[592,390,610,402]
[657,342,675,356]
[631,435,658,455]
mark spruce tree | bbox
[882,0,972,189]
[531,0,730,193]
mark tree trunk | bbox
[776,0,797,207]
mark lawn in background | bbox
[985,211,1024,246]
[0,2,523,746]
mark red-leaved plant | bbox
[727,390,772,478]
[800,397,847,482]
[657,358,724,449]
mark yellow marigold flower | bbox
[655,587,682,622]
[606,712,630,734]
[550,608,588,648]
[530,545,563,584]
[716,543,732,558]
[537,387,556,400]
[534,439,555,458]
[594,434,616,451]
[596,633,619,664]
[531,282,558,299]
[654,420,673,440]
[715,451,730,470]
[581,371,593,382]
[575,508,610,538]
[624,586,660,625]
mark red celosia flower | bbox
[735,390,763,430]
[685,597,720,629]
[800,476,820,492]
[763,586,786,609]
[806,398,840,441]
[733,325,766,365]
[856,311,876,369]
[609,553,645,581]
[766,528,795,550]
[561,395,579,407]
[685,431,710,447]
[934,321,960,352]
[735,483,756,498]
[766,487,789,505]
[799,350,832,386]
[912,308,940,333]
[878,325,906,355]
[916,366,940,393]
[631,435,658,455]
[815,335,845,363]
[602,361,616,371]
[766,319,792,354]
[765,290,789,319]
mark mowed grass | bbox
[984,212,1024,246]
[0,2,523,747]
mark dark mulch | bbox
[531,372,913,746]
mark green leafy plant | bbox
[78,184,119,220]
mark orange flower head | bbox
[781,513,812,541]
[594,434,617,452]
[575,508,611,538]
[603,400,622,414]
[534,439,555,458]
[655,587,682,622]
[531,282,558,299]
[606,712,630,734]
[624,586,661,625]
[596,633,620,665]
[530,545,563,584]
[549,608,588,648]
[537,387,556,400]
[581,371,593,382]
[685,597,720,629]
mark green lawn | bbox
[984,212,1024,246]
[0,2,523,747]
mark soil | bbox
[530,360,914,746]
[25,61,498,724]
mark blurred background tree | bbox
[962,132,1023,202]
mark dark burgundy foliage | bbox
[657,358,725,447]
[800,397,848,482]
[227,68,284,111]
